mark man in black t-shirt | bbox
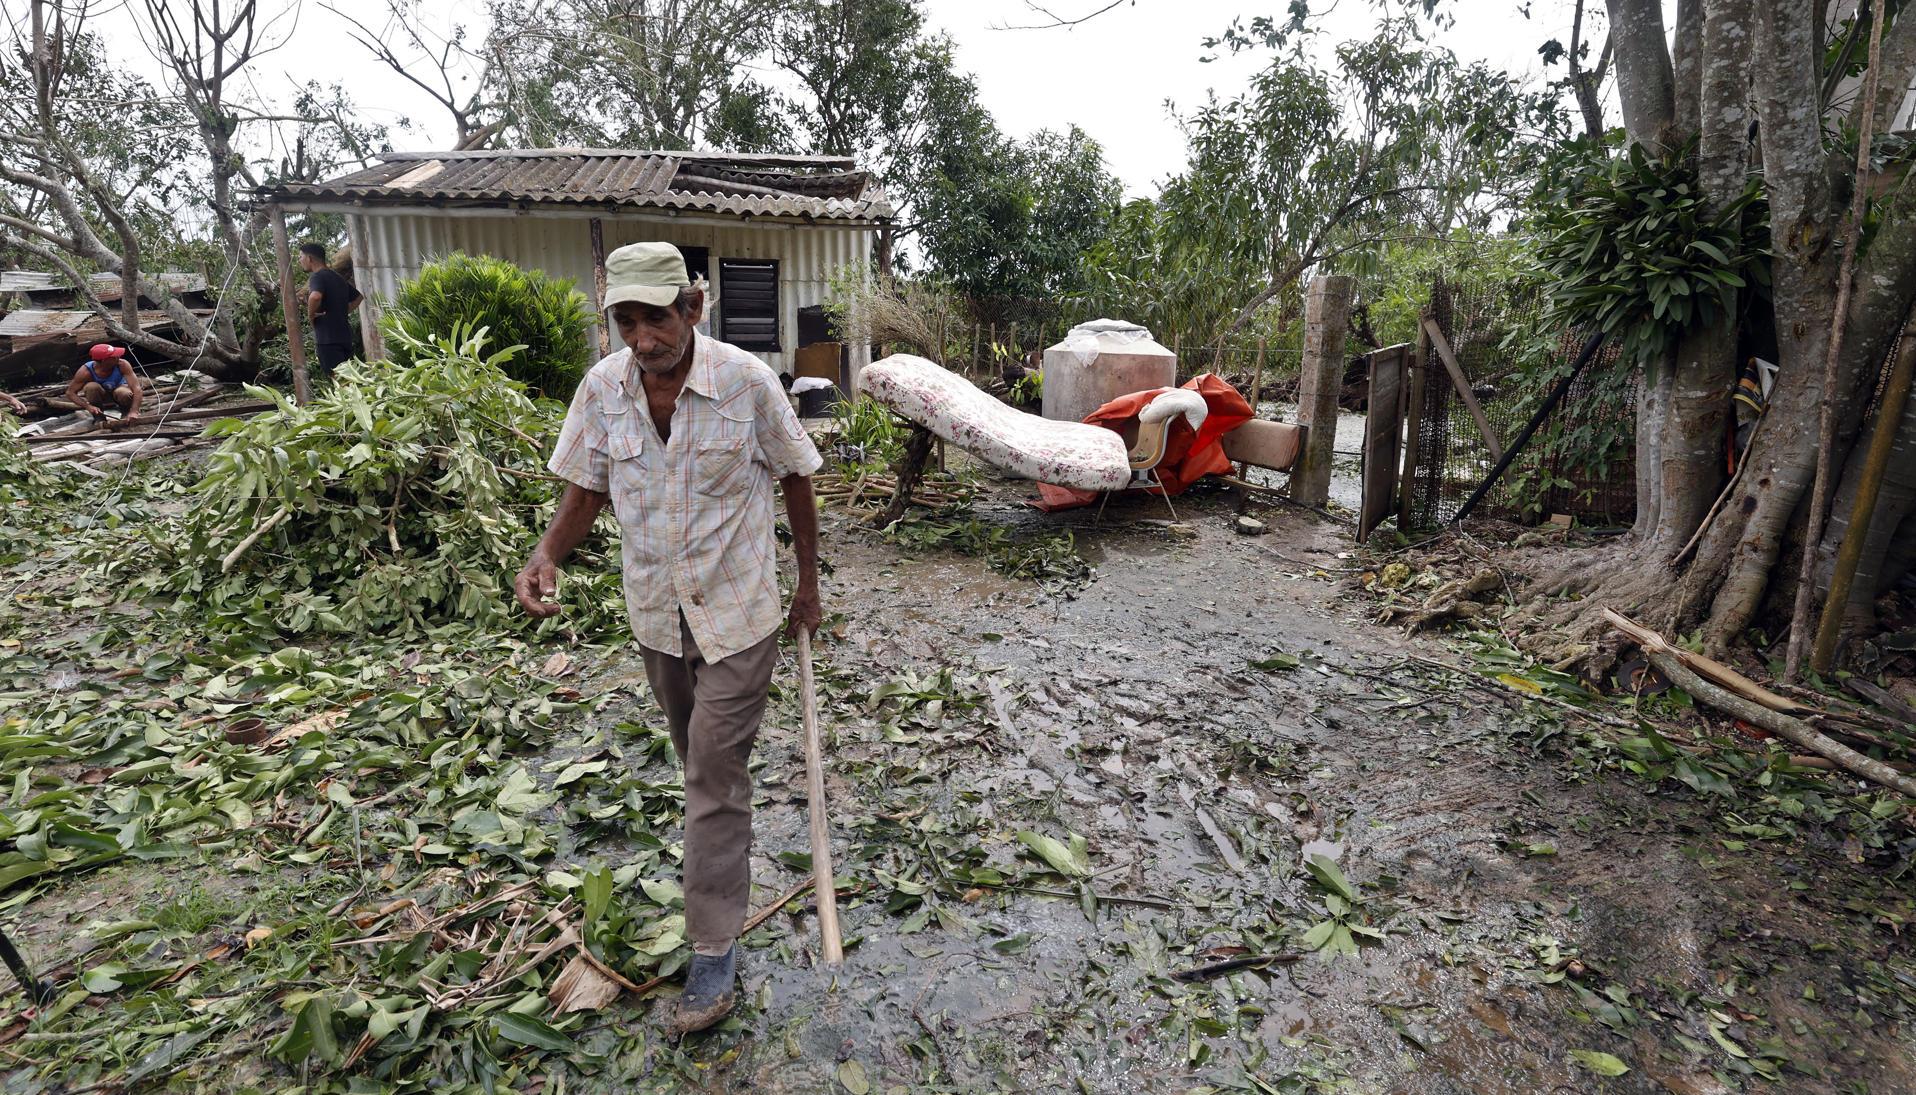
[298,243,362,371]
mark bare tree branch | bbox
[1002,0,1132,30]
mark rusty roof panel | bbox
[0,308,192,340]
[0,310,91,337]
[267,148,893,222]
[3,272,208,297]
[0,272,62,292]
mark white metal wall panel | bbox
[359,209,878,376]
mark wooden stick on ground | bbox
[797,629,845,964]
[1602,608,1916,798]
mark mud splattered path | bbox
[14,474,1909,1094]
[640,480,1916,1095]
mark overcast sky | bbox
[33,0,1626,199]
[922,0,1599,197]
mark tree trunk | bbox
[1528,0,1916,663]
[1606,0,1678,149]
[1655,321,1734,551]
[1818,339,1916,636]
[1673,0,1841,645]
[1633,358,1671,539]
[1642,0,1751,552]
[1671,0,1704,139]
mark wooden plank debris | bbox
[1421,316,1503,462]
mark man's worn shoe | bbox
[669,946,737,1035]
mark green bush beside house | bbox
[380,252,594,400]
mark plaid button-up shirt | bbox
[548,336,822,661]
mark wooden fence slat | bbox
[1422,316,1504,462]
[1359,343,1409,542]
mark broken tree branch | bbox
[221,506,290,572]
[1603,608,1916,798]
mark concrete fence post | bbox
[1293,274,1353,508]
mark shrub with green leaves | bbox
[381,252,594,399]
[133,325,622,637]
[1534,139,1770,363]
[828,394,910,473]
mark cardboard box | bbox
[795,341,841,382]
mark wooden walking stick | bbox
[796,630,844,964]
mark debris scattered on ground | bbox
[4,365,1915,1093]
[884,515,1093,593]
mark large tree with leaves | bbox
[912,125,1121,316]
[1077,14,1569,347]
[482,0,792,150]
[0,0,380,377]
[1529,0,1916,668]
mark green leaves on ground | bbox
[491,1012,572,1053]
[273,994,341,1065]
[1570,1049,1630,1076]
[884,516,1092,593]
[836,1058,872,1093]
[1300,853,1384,958]
[1017,830,1090,878]
[1304,854,1357,903]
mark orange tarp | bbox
[1033,374,1253,511]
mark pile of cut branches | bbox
[0,414,53,492]
[127,326,622,637]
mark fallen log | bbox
[15,396,263,441]
[21,428,211,445]
[36,437,181,464]
[1602,608,1916,798]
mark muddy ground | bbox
[13,468,1916,1094]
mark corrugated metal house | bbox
[260,148,894,380]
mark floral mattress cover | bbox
[857,354,1134,491]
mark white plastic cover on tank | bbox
[1040,318,1177,423]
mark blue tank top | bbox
[85,362,125,390]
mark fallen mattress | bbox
[858,353,1133,492]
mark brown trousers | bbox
[640,616,780,945]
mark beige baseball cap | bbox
[603,242,688,309]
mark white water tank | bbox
[1040,319,1178,423]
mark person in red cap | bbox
[63,344,142,425]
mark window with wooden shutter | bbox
[717,258,779,352]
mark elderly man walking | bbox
[515,242,822,1034]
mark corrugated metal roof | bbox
[0,272,61,292]
[0,309,191,340]
[1,271,209,297]
[263,149,894,222]
[0,310,91,337]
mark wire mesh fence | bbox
[1402,278,1636,530]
